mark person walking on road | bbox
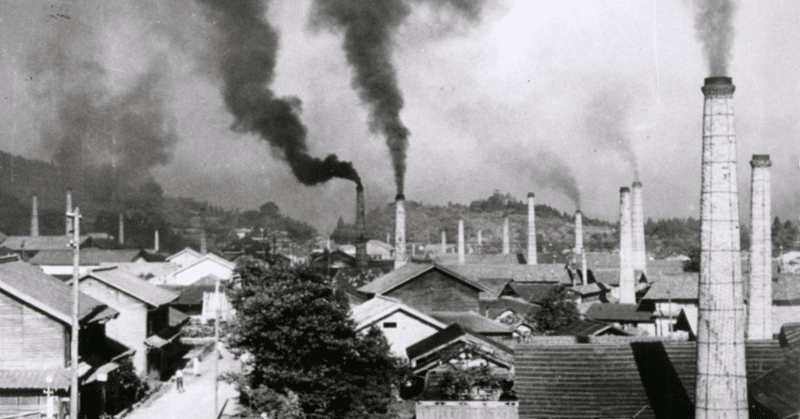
[193,357,201,377]
[176,369,184,393]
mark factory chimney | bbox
[575,210,587,285]
[631,181,647,274]
[618,187,635,304]
[355,185,368,270]
[458,220,465,265]
[30,194,39,237]
[118,213,125,245]
[747,154,772,340]
[527,193,537,265]
[154,229,160,253]
[65,189,73,236]
[477,230,483,249]
[501,211,510,255]
[695,77,747,419]
[394,194,407,269]
[200,229,207,255]
[441,230,447,254]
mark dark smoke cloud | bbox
[194,0,360,187]
[693,0,737,76]
[531,150,581,209]
[585,87,640,180]
[311,0,488,195]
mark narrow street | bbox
[125,345,241,419]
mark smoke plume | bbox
[693,0,737,76]
[311,0,488,195]
[585,88,640,180]
[195,0,360,186]
[531,150,581,209]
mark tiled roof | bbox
[166,247,202,262]
[0,368,71,390]
[645,259,688,276]
[99,262,176,283]
[83,266,179,307]
[350,295,446,331]
[432,253,520,265]
[500,281,559,305]
[333,267,392,295]
[771,274,800,304]
[590,268,647,286]
[583,251,620,269]
[406,323,514,363]
[778,323,800,352]
[515,338,784,419]
[479,296,539,319]
[1,235,87,251]
[173,254,236,275]
[428,311,512,334]
[568,282,606,296]
[0,259,117,324]
[750,356,800,418]
[30,249,145,266]
[476,278,512,299]
[640,273,699,301]
[446,264,571,284]
[169,306,190,327]
[585,303,653,323]
[357,263,487,295]
[551,319,629,337]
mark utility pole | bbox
[214,275,221,419]
[67,207,81,419]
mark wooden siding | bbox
[386,270,480,313]
[0,290,65,369]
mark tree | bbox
[526,285,579,333]
[226,257,403,419]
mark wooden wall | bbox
[0,290,65,369]
[387,270,480,313]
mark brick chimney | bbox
[695,76,747,419]
[618,187,635,304]
[441,230,447,254]
[458,219,465,265]
[575,210,587,285]
[118,213,124,245]
[747,154,772,340]
[30,194,39,237]
[631,181,647,274]
[394,194,406,269]
[527,193,537,265]
[154,229,160,252]
[502,214,510,255]
[355,185,368,270]
[65,188,73,237]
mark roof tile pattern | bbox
[83,267,179,307]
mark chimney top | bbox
[702,77,735,96]
[575,209,582,215]
[620,187,630,193]
[527,192,535,198]
[356,184,364,192]
[751,154,772,167]
[395,194,405,201]
[704,76,733,85]
[632,181,642,188]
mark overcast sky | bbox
[0,0,799,234]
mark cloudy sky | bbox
[0,0,798,234]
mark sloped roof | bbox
[551,319,630,337]
[590,268,647,286]
[432,253,520,265]
[778,323,800,352]
[0,368,71,390]
[99,261,176,282]
[569,282,607,296]
[173,253,236,276]
[357,263,487,295]
[0,258,117,325]
[350,295,446,331]
[479,296,539,319]
[166,247,202,262]
[83,266,179,307]
[583,251,621,269]
[446,264,571,284]
[585,303,653,323]
[750,356,800,418]
[161,275,221,306]
[771,274,800,304]
[406,323,514,363]
[333,267,392,295]
[476,278,512,299]
[428,311,512,334]
[515,338,784,419]
[500,281,559,305]
[645,259,689,276]
[29,249,146,266]
[1,235,88,251]
[641,273,699,301]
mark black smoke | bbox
[311,0,488,195]
[693,0,737,76]
[195,0,360,187]
[531,150,582,209]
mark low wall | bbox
[416,401,518,419]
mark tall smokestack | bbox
[458,220,465,265]
[118,213,124,245]
[575,210,587,285]
[527,193,537,265]
[477,230,483,247]
[747,154,772,340]
[695,76,747,419]
[30,194,39,237]
[631,181,647,274]
[394,194,406,269]
[502,214,510,255]
[355,185,368,270]
[618,187,635,304]
[65,189,73,237]
[441,230,447,254]
[154,229,160,253]
[200,229,207,255]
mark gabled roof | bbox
[160,276,220,306]
[446,264,571,284]
[1,235,88,251]
[499,281,559,305]
[0,258,117,325]
[333,267,392,295]
[29,249,147,266]
[750,355,800,418]
[569,282,607,296]
[778,323,800,353]
[428,311,512,335]
[585,303,653,323]
[475,278,512,300]
[357,263,487,295]
[99,262,176,283]
[551,319,630,337]
[166,247,202,262]
[173,254,236,276]
[432,253,520,266]
[82,266,179,307]
[480,296,539,319]
[590,268,647,286]
[640,273,699,301]
[406,323,514,368]
[350,295,447,331]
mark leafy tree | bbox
[526,285,579,333]
[226,257,404,419]
[683,246,701,272]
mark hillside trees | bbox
[226,257,404,419]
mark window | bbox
[382,322,397,328]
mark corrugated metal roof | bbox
[0,369,71,390]
[83,267,179,307]
[428,311,512,334]
[0,259,117,324]
[585,303,653,323]
[30,249,145,266]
